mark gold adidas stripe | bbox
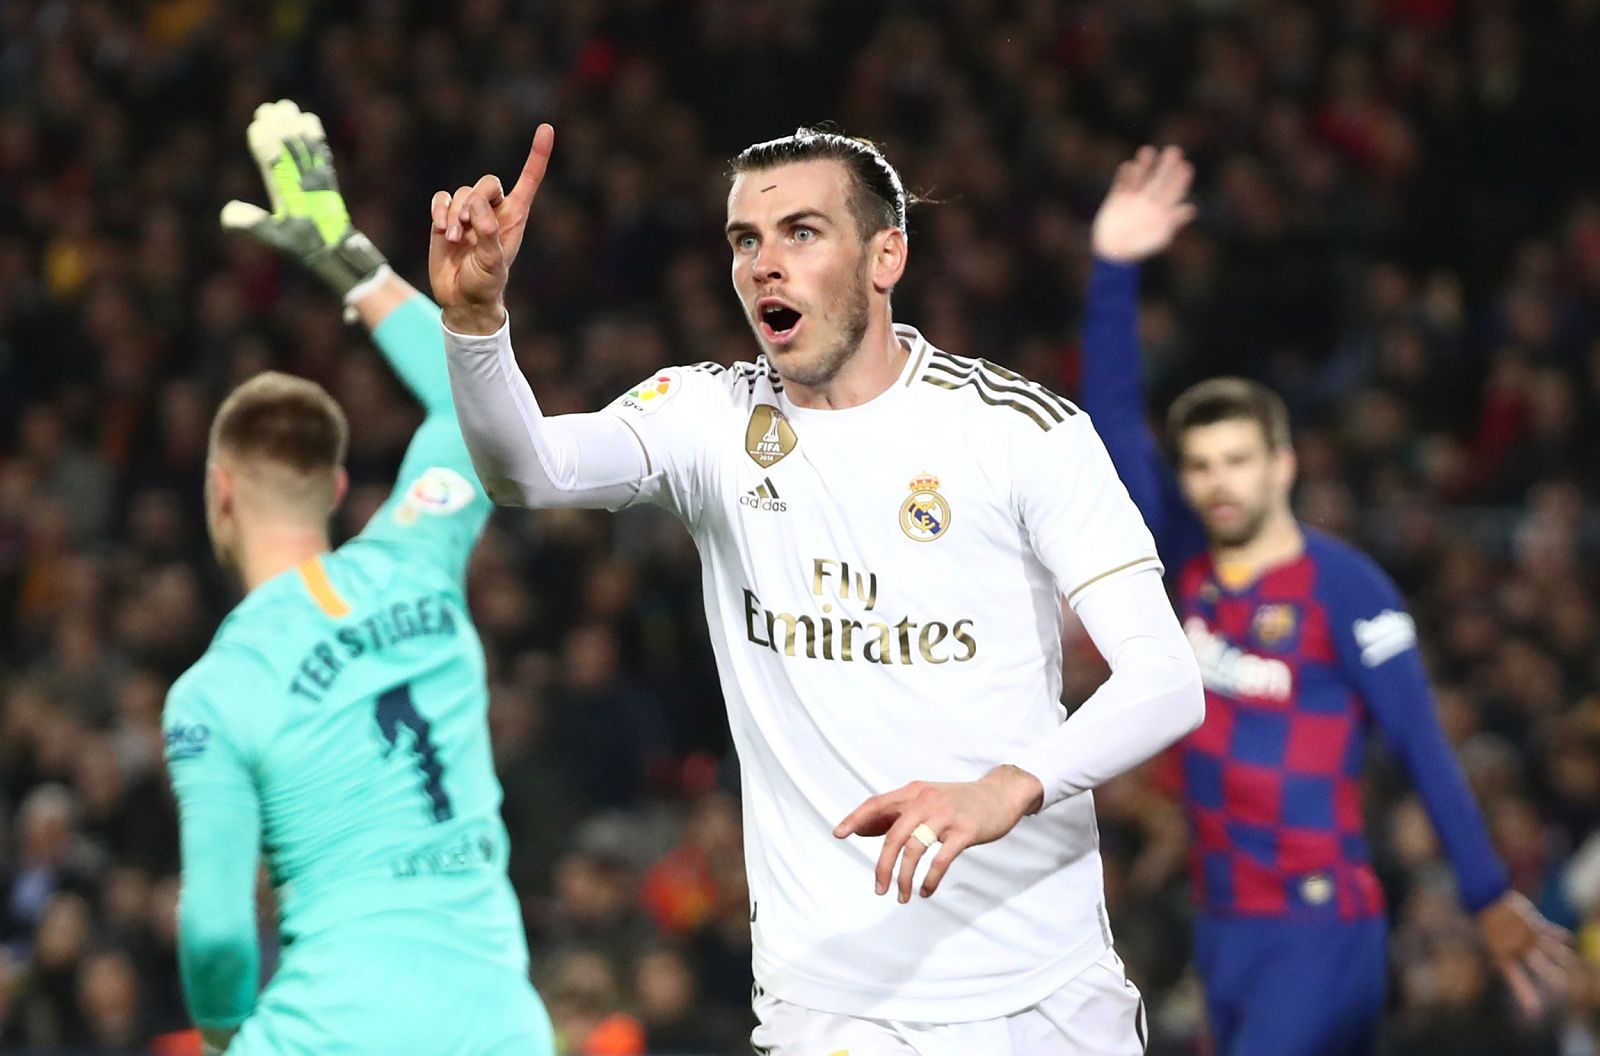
[927,353,1076,422]
[902,337,931,387]
[977,357,1078,417]
[927,358,1067,422]
[920,375,1053,431]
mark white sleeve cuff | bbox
[440,308,510,347]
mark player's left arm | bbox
[1081,145,1207,570]
[1324,550,1574,1013]
[163,669,264,1044]
[1009,413,1205,802]
[834,414,1205,902]
[350,289,496,584]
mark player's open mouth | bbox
[757,299,804,345]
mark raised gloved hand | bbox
[221,99,388,303]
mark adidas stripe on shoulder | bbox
[919,352,1077,431]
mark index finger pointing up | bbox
[506,123,556,211]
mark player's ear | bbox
[331,466,350,511]
[1273,444,1297,491]
[207,461,233,515]
[870,227,907,294]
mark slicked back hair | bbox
[1168,377,1292,453]
[730,128,909,244]
[210,371,348,480]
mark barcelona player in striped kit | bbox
[1079,146,1573,1055]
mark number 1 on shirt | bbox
[375,683,454,822]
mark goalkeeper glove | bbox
[221,99,388,305]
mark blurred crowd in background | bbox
[1,0,1598,1053]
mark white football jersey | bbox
[602,325,1161,1022]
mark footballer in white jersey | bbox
[429,124,1204,1054]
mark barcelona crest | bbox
[899,474,952,542]
[1251,603,1298,648]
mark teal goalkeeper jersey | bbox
[163,296,525,1032]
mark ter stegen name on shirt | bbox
[743,557,976,665]
[289,593,460,703]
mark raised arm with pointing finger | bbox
[429,126,662,511]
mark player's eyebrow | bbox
[724,209,832,238]
[778,209,829,228]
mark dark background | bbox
[0,1,1597,1053]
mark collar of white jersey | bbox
[774,323,932,423]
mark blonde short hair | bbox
[210,371,348,474]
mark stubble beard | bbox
[768,257,871,389]
[1207,498,1272,549]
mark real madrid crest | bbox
[899,474,951,542]
[745,405,798,468]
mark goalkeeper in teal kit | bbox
[163,101,555,1055]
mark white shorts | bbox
[751,948,1147,1056]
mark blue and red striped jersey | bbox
[1081,259,1509,920]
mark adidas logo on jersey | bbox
[739,477,787,513]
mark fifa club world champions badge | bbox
[745,404,797,468]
